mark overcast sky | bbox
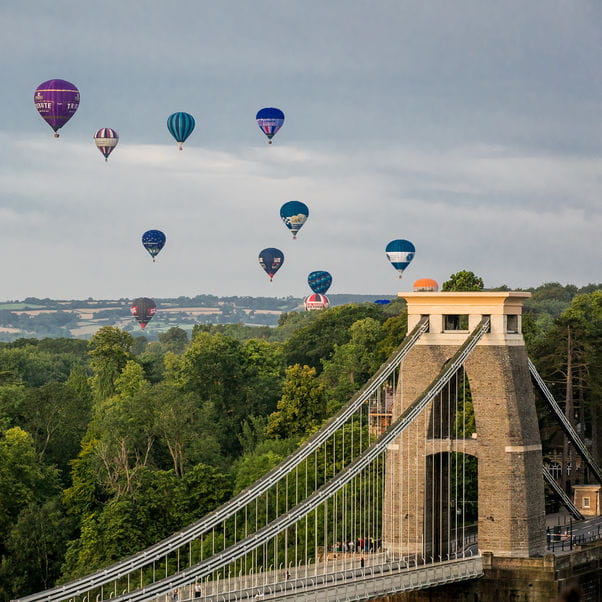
[0,1,600,301]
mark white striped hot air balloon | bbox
[94,128,119,161]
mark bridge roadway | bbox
[168,555,483,602]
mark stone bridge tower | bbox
[383,292,546,558]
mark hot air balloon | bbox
[256,107,285,144]
[94,128,119,161]
[130,297,156,330]
[385,239,415,279]
[308,271,332,295]
[304,293,330,311]
[258,248,284,281]
[142,230,166,262]
[280,201,309,239]
[413,278,439,292]
[167,112,195,150]
[34,79,80,137]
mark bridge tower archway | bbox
[383,292,546,558]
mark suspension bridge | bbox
[18,292,602,602]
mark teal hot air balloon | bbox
[280,201,309,239]
[308,271,332,295]
[167,112,195,150]
[385,239,415,279]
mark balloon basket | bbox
[54,133,59,138]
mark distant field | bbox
[0,303,48,310]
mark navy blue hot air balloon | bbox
[167,112,195,150]
[308,271,332,295]
[142,230,166,262]
[258,248,284,282]
[256,107,285,144]
[280,201,309,239]
[385,239,416,279]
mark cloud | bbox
[0,131,599,300]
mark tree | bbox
[0,499,72,598]
[232,439,295,493]
[266,365,326,439]
[0,428,60,557]
[87,327,134,403]
[533,291,602,477]
[320,318,386,409]
[88,362,156,497]
[173,332,246,457]
[158,327,189,354]
[378,311,408,357]
[152,383,214,476]
[62,464,231,578]
[17,382,91,480]
[283,304,383,372]
[441,271,484,292]
[241,339,285,418]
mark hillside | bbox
[0,294,394,341]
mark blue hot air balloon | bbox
[259,248,284,281]
[385,239,415,279]
[256,107,285,144]
[280,201,309,239]
[167,112,195,150]
[142,230,166,262]
[308,271,332,295]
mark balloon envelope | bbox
[167,112,195,149]
[304,293,330,311]
[142,230,166,261]
[130,297,156,329]
[34,79,80,137]
[385,239,415,278]
[308,271,332,295]
[256,107,284,143]
[94,128,119,161]
[280,201,309,239]
[258,248,284,281]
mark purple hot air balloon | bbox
[34,79,80,138]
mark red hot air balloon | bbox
[304,293,330,311]
[34,79,80,138]
[130,297,156,330]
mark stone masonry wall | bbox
[383,341,546,558]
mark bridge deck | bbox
[172,557,483,602]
